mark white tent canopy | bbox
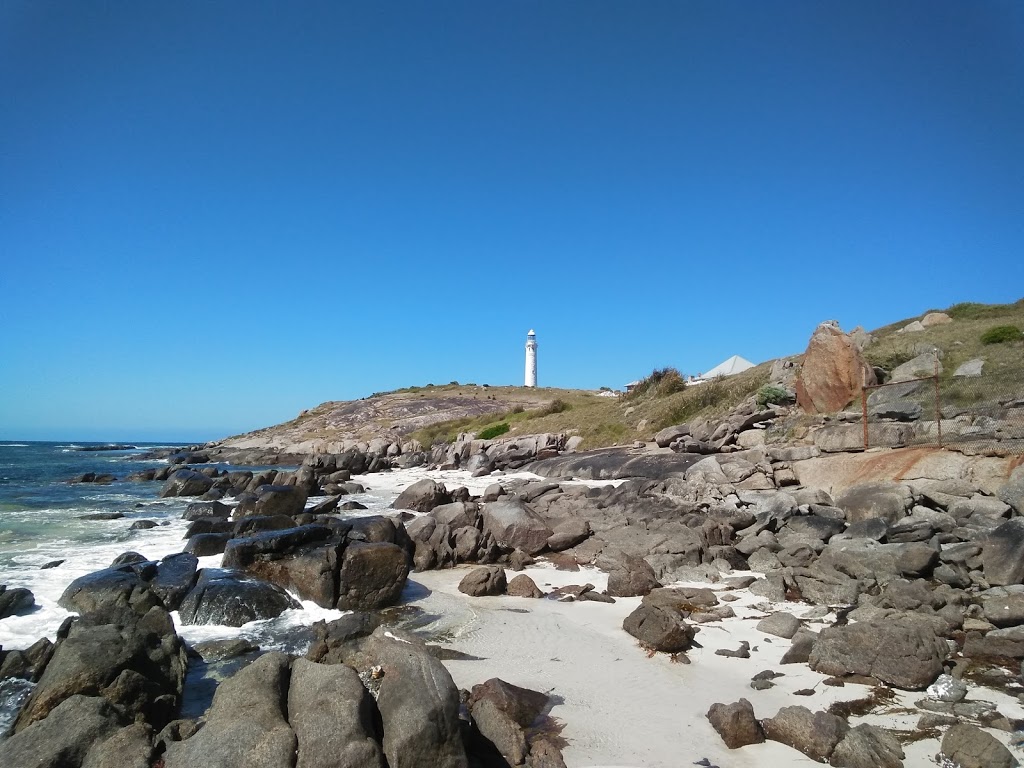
[698,355,755,379]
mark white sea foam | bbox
[0,445,29,448]
[0,465,609,651]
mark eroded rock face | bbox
[796,322,876,414]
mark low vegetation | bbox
[981,325,1022,345]
[757,385,790,408]
[624,367,688,401]
[477,422,510,440]
[864,298,1024,412]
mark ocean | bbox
[0,440,530,652]
[0,440,548,734]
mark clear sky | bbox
[2,2,1022,442]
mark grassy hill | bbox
[218,299,1023,452]
[862,298,1024,410]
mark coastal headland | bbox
[1,300,1024,767]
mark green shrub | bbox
[625,367,687,401]
[981,325,1022,344]
[478,423,510,440]
[537,398,570,416]
[757,385,789,408]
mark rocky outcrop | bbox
[808,616,947,690]
[288,658,386,768]
[0,584,35,618]
[162,652,297,768]
[220,519,410,611]
[177,570,301,626]
[796,322,876,414]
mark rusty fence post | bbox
[934,355,943,449]
[862,369,870,451]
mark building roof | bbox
[700,355,755,379]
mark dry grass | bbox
[405,365,770,449]
[863,298,1024,408]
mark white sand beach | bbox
[409,562,1024,768]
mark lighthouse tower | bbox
[524,329,538,387]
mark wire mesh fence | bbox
[861,354,1024,454]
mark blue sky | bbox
[2,2,1022,441]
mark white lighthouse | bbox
[524,329,538,387]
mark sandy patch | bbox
[409,564,878,767]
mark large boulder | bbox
[393,479,451,514]
[706,698,764,749]
[606,553,662,597]
[183,501,231,521]
[997,465,1024,515]
[351,627,468,768]
[0,695,125,768]
[835,481,912,525]
[288,658,385,768]
[251,484,309,518]
[467,679,550,765]
[222,525,341,607]
[458,566,507,597]
[336,542,410,610]
[982,517,1024,586]
[622,604,695,653]
[0,584,35,618]
[162,652,296,768]
[58,567,162,624]
[177,570,300,626]
[808,615,947,690]
[795,322,877,414]
[831,724,905,768]
[14,607,187,731]
[481,498,553,556]
[654,424,690,448]
[160,469,214,498]
[940,723,1015,768]
[891,353,941,382]
[148,553,199,611]
[762,706,849,763]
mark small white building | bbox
[692,355,755,383]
